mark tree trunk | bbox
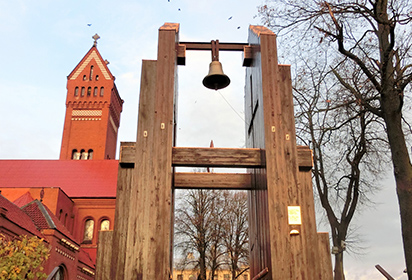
[199,250,207,280]
[382,106,412,279]
[374,1,412,276]
[397,187,412,279]
[334,252,345,280]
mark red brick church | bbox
[0,36,122,279]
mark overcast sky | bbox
[0,1,407,279]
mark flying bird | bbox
[237,26,241,29]
[228,16,232,20]
[87,23,92,26]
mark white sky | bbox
[0,0,407,279]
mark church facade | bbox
[0,37,122,279]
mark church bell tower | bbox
[60,34,123,160]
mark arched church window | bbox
[72,149,80,160]
[89,65,94,81]
[83,75,87,81]
[64,213,68,226]
[100,87,104,97]
[83,219,94,242]
[49,265,66,280]
[74,87,79,97]
[100,219,110,231]
[96,75,99,81]
[87,87,91,97]
[93,87,98,97]
[88,149,93,160]
[80,149,88,160]
[59,209,63,220]
[81,87,85,97]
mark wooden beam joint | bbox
[118,142,313,170]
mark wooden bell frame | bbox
[96,23,333,280]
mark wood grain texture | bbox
[95,230,113,280]
[119,143,312,169]
[298,168,325,279]
[245,25,272,278]
[122,25,178,279]
[318,232,333,280]
[172,147,265,168]
[110,142,137,280]
[245,25,331,279]
[118,141,136,168]
[173,172,252,189]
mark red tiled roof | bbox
[0,160,118,197]
[22,200,77,242]
[13,192,34,207]
[0,194,43,238]
[78,248,95,268]
[22,201,52,230]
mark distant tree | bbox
[174,189,223,280]
[174,189,249,280]
[292,54,388,279]
[259,0,412,277]
[0,234,50,280]
[207,196,226,280]
[221,191,249,280]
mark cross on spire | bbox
[92,33,100,46]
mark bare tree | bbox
[174,189,249,280]
[293,53,388,279]
[221,191,249,280]
[175,189,223,280]
[259,0,412,277]
[207,193,226,280]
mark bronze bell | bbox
[202,61,231,90]
[203,39,231,90]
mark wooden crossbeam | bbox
[119,143,312,170]
[180,42,248,51]
[174,172,251,190]
[172,147,264,168]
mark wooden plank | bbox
[297,145,312,170]
[245,25,321,280]
[112,61,157,279]
[277,64,304,279]
[242,46,253,67]
[117,143,312,170]
[172,147,265,168]
[174,172,252,189]
[180,41,248,51]
[177,44,186,66]
[260,35,295,278]
[118,141,136,168]
[245,26,272,278]
[298,167,324,279]
[123,23,178,279]
[317,232,333,280]
[95,230,113,280]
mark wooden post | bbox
[110,142,137,279]
[121,23,178,279]
[245,25,332,279]
[95,230,113,280]
[318,232,333,279]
